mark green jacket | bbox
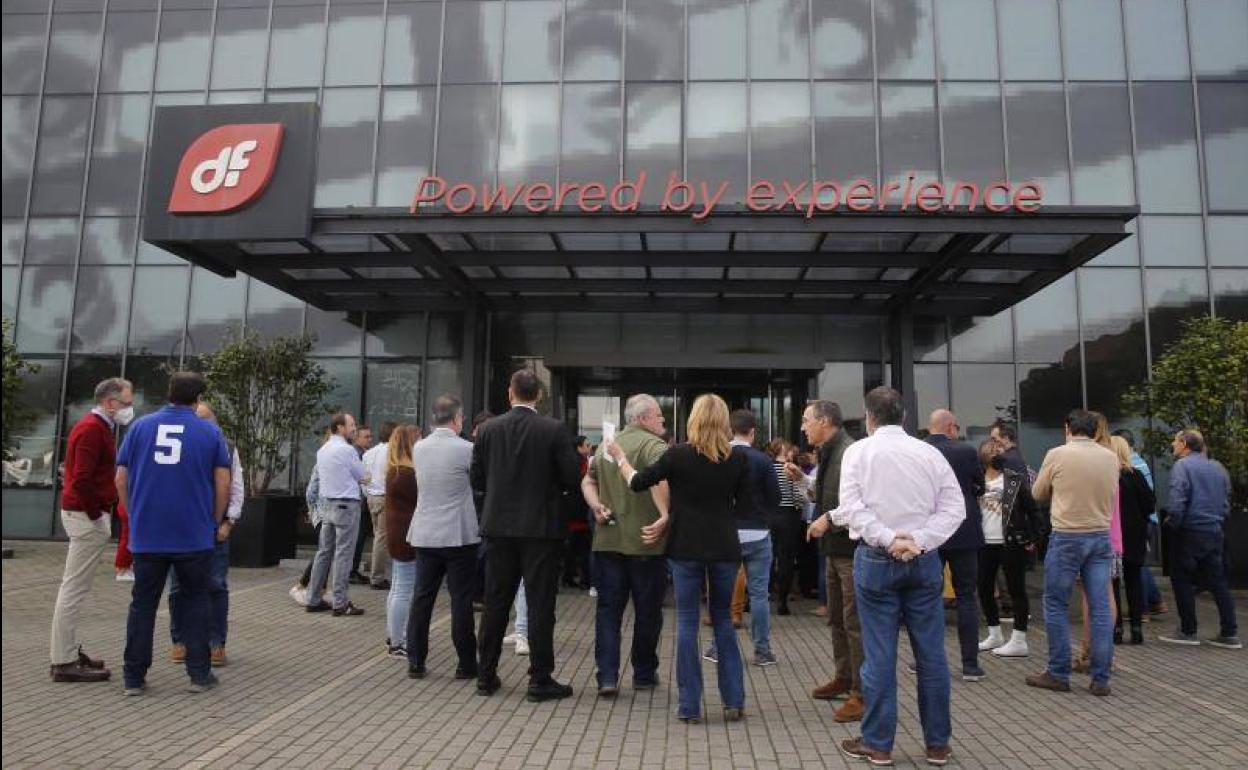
[816,429,856,557]
[587,425,669,556]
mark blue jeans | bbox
[125,550,214,688]
[594,552,666,687]
[169,539,230,648]
[1043,531,1114,686]
[855,547,950,753]
[387,559,417,647]
[669,559,745,719]
[706,536,774,657]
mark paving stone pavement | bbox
[3,540,1247,769]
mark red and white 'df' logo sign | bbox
[167,123,284,214]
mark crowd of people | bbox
[48,368,1240,764]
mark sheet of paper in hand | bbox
[602,421,617,463]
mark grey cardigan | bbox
[406,428,481,548]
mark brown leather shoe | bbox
[50,662,111,682]
[833,692,865,722]
[840,737,892,766]
[812,677,851,700]
[210,646,227,667]
[1089,681,1111,697]
[1025,671,1071,692]
[76,645,105,670]
[926,745,953,766]
[170,643,186,663]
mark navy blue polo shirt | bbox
[117,404,231,553]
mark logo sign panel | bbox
[143,103,318,242]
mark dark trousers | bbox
[562,529,591,586]
[1117,561,1144,626]
[300,522,322,587]
[473,541,488,602]
[939,547,979,670]
[478,536,562,684]
[169,538,231,647]
[798,535,820,596]
[406,545,478,671]
[977,544,1029,631]
[593,552,666,688]
[1170,529,1238,637]
[352,508,373,574]
[124,549,214,688]
[768,512,803,606]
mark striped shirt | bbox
[774,461,801,510]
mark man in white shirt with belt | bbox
[361,422,396,590]
[825,387,965,768]
[306,412,370,616]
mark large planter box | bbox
[230,495,301,568]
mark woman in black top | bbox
[1110,436,1156,645]
[766,439,802,615]
[606,393,751,724]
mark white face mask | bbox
[114,406,135,426]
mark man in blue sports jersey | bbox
[116,371,231,696]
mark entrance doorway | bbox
[560,367,814,446]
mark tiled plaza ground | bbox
[3,540,1246,769]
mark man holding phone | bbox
[582,394,671,697]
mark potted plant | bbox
[200,329,334,567]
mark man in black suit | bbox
[925,409,985,681]
[471,370,582,701]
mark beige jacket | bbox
[1032,437,1119,533]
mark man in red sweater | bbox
[49,377,133,683]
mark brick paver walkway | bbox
[3,541,1246,769]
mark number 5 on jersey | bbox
[155,424,185,464]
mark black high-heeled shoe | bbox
[1130,623,1144,645]
[1113,625,1124,645]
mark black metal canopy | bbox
[150,205,1137,318]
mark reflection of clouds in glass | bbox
[562,83,619,182]
[813,0,872,78]
[625,0,683,80]
[874,0,933,80]
[564,0,623,81]
[383,3,442,85]
[499,84,558,182]
[268,7,326,89]
[689,0,746,80]
[750,0,809,79]
[316,88,377,207]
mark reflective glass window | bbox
[499,84,559,185]
[365,312,426,357]
[127,265,188,355]
[155,10,211,91]
[30,96,92,216]
[874,0,935,80]
[245,276,303,338]
[0,355,63,498]
[688,313,749,353]
[621,313,680,353]
[16,265,73,353]
[442,1,503,84]
[1061,0,1126,80]
[365,360,423,428]
[1014,272,1077,362]
[1123,0,1189,79]
[376,87,435,206]
[2,221,23,265]
[185,267,244,356]
[558,312,620,354]
[99,11,156,92]
[210,8,268,90]
[689,0,746,80]
[950,311,1011,362]
[935,0,997,80]
[80,217,135,264]
[687,83,747,204]
[998,0,1060,80]
[503,0,561,82]
[315,87,378,207]
[267,6,326,89]
[2,95,39,217]
[23,218,78,264]
[814,82,876,185]
[1079,267,1146,420]
[912,363,948,423]
[1139,216,1205,267]
[307,307,363,355]
[45,12,102,93]
[1005,84,1069,204]
[71,266,131,353]
[564,0,623,81]
[2,14,47,95]
[423,358,462,419]
[326,4,384,87]
[914,319,947,363]
[1069,84,1133,206]
[951,363,1015,442]
[384,3,442,86]
[749,0,809,79]
[1147,269,1209,360]
[1017,360,1081,468]
[751,82,810,186]
[124,355,177,424]
[208,90,262,105]
[879,84,937,191]
[561,83,621,184]
[136,223,183,264]
[1,266,16,318]
[625,83,681,206]
[435,85,498,188]
[427,313,462,358]
[1199,82,1248,211]
[1088,220,1139,267]
[812,0,872,79]
[86,93,150,215]
[1212,269,1248,321]
[1132,83,1201,214]
[625,0,684,81]
[1188,0,1248,77]
[940,83,1004,196]
[1207,217,1248,267]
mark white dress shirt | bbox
[361,441,389,497]
[830,425,966,553]
[316,434,367,500]
[226,448,245,522]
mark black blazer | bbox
[470,406,582,540]
[926,434,985,551]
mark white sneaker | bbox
[289,585,307,606]
[978,626,1004,651]
[503,633,520,646]
[588,587,598,598]
[992,631,1029,658]
[115,569,135,582]
[514,636,530,656]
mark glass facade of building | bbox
[3,0,1246,536]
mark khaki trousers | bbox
[826,553,864,692]
[367,495,390,581]
[50,510,111,665]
